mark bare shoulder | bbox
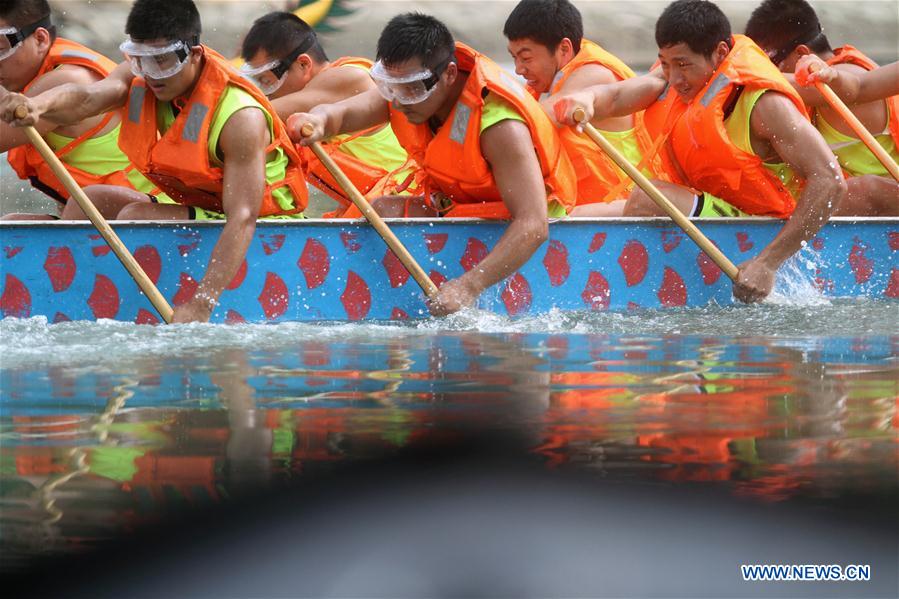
[480,118,533,159]
[26,63,102,96]
[303,63,375,98]
[560,63,619,91]
[220,105,269,155]
[750,90,806,137]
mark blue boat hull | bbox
[1,217,896,323]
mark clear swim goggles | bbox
[370,56,452,105]
[119,37,197,80]
[0,16,52,62]
[240,34,317,96]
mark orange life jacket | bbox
[825,45,899,148]
[298,57,419,216]
[119,46,308,216]
[541,39,661,204]
[389,42,577,219]
[643,35,809,218]
[6,38,137,204]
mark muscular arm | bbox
[736,92,846,302]
[270,65,374,121]
[539,63,633,131]
[552,69,667,125]
[796,57,899,104]
[286,87,389,144]
[428,119,548,315]
[0,61,132,128]
[784,63,871,108]
[0,64,112,152]
[176,107,268,323]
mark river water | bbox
[1,298,897,595]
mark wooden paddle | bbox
[809,65,899,182]
[573,107,739,281]
[15,105,174,323]
[301,123,438,298]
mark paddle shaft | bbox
[15,106,174,323]
[812,80,899,182]
[302,125,438,297]
[573,108,739,281]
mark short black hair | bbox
[125,0,201,44]
[0,0,56,40]
[376,13,455,71]
[241,11,328,63]
[745,0,832,58]
[655,0,731,58]
[503,0,583,54]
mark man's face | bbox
[379,56,454,125]
[245,48,309,100]
[657,42,725,102]
[0,17,50,92]
[507,38,561,94]
[125,38,201,102]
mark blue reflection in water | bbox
[1,328,897,569]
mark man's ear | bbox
[795,44,812,56]
[444,61,458,85]
[33,27,52,53]
[556,37,576,62]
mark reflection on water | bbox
[1,310,898,571]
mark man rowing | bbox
[239,11,418,218]
[0,0,308,323]
[288,13,577,316]
[0,0,160,220]
[553,0,846,303]
[503,0,658,215]
[745,0,899,215]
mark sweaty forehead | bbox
[658,43,700,61]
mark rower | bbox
[288,13,577,316]
[0,0,309,323]
[503,0,659,215]
[745,0,899,215]
[240,12,419,218]
[0,0,162,220]
[553,0,846,304]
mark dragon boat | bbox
[0,217,896,323]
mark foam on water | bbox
[1,299,896,371]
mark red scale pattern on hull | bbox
[658,267,687,307]
[226,310,246,324]
[886,268,899,299]
[588,233,607,253]
[736,232,754,253]
[87,274,120,319]
[429,270,448,288]
[261,234,286,256]
[697,250,723,285]
[298,238,330,289]
[172,273,199,306]
[581,271,610,311]
[136,309,160,325]
[227,260,247,290]
[662,230,683,253]
[382,250,410,288]
[258,273,290,320]
[424,233,448,254]
[460,238,488,272]
[501,273,532,316]
[134,246,162,285]
[341,271,371,320]
[618,240,648,286]
[849,239,873,284]
[1,275,31,318]
[543,240,570,287]
[44,247,76,292]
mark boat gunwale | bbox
[1,216,896,228]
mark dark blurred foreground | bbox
[5,432,897,599]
